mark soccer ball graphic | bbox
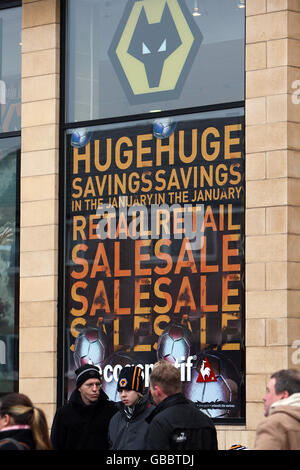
[184,351,240,418]
[70,128,92,148]
[73,327,107,368]
[157,323,193,364]
[153,118,177,139]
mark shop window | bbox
[61,0,245,424]
[0,137,20,394]
[0,2,21,395]
[65,0,244,122]
[0,5,21,133]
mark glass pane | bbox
[0,6,22,133]
[66,0,245,122]
[0,137,20,394]
[63,108,245,422]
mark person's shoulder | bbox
[105,399,118,412]
[142,400,155,417]
[99,390,116,406]
[98,396,118,416]
[0,438,29,450]
[53,400,75,420]
[109,408,123,424]
[147,401,156,411]
[55,389,80,413]
[256,412,283,432]
[174,398,216,427]
[261,405,299,427]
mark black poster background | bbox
[64,113,245,422]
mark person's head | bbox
[75,364,102,405]
[117,365,144,407]
[263,369,300,416]
[0,393,51,450]
[149,361,181,405]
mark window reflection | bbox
[0,7,21,133]
[0,137,20,393]
[66,0,245,122]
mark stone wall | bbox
[18,0,300,449]
[216,0,300,449]
[19,0,60,427]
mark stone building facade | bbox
[16,0,300,449]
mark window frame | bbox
[58,0,246,425]
[0,0,21,396]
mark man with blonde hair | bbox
[146,361,218,450]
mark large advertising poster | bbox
[64,110,245,421]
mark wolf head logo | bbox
[127,3,182,88]
[109,0,202,104]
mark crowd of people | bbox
[0,363,300,451]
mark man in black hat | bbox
[50,364,117,450]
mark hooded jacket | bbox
[255,392,300,450]
[50,388,117,450]
[108,396,154,450]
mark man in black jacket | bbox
[146,361,218,450]
[50,364,116,450]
